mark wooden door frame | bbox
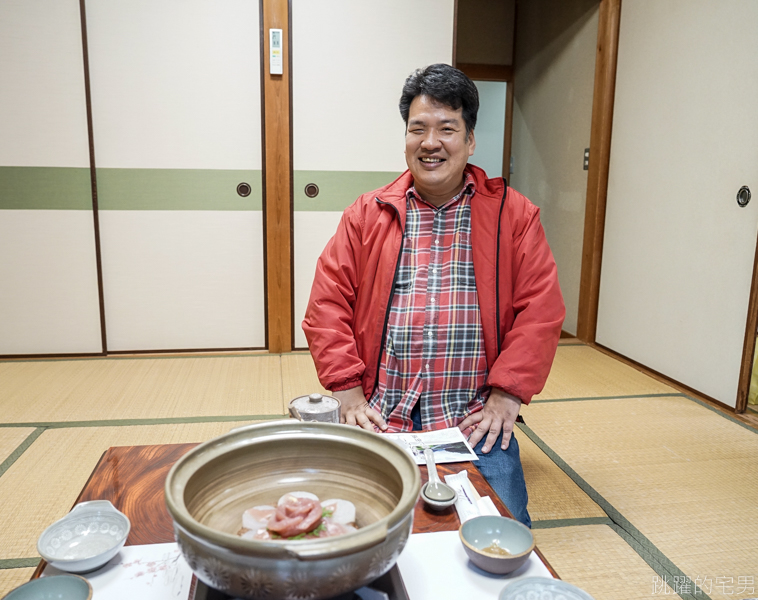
[456,64,514,182]
[736,232,758,413]
[262,0,293,353]
[575,0,622,343]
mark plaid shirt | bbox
[369,174,490,431]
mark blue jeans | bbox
[411,403,531,528]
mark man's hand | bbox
[332,386,388,432]
[458,388,522,453]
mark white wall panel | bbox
[0,0,90,167]
[86,0,265,351]
[0,212,102,354]
[85,0,261,170]
[292,0,455,172]
[293,212,344,349]
[100,212,265,351]
[292,0,455,349]
[597,0,758,406]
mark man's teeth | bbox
[420,158,443,163]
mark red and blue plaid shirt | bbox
[369,174,490,431]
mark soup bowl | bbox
[164,420,421,599]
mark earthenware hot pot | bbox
[165,420,421,599]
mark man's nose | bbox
[420,131,442,149]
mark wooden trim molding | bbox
[79,0,108,355]
[457,63,513,82]
[502,76,514,180]
[576,0,622,343]
[736,230,758,413]
[262,0,293,353]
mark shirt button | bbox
[430,298,435,303]
[435,239,439,245]
[427,332,433,337]
[432,268,438,274]
[425,364,430,370]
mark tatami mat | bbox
[0,421,262,559]
[526,396,758,600]
[280,353,328,404]
[0,568,36,597]
[534,525,676,598]
[0,356,285,423]
[518,431,606,522]
[535,345,677,400]
[0,428,37,464]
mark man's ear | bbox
[468,130,476,156]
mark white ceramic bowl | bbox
[459,515,534,575]
[37,500,130,573]
[500,576,596,599]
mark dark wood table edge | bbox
[31,443,560,583]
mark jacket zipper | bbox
[370,198,405,399]
[496,186,507,352]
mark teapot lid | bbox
[289,393,340,415]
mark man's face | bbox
[404,94,475,206]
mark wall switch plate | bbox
[583,148,590,170]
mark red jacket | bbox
[303,164,565,407]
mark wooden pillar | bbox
[576,0,622,343]
[262,0,292,353]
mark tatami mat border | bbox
[531,517,613,529]
[0,352,312,364]
[0,429,45,480]
[532,392,758,434]
[0,559,39,570]
[682,395,758,434]
[0,415,286,429]
[531,392,686,403]
[517,422,711,600]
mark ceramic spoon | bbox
[421,449,458,509]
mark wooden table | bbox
[33,443,557,585]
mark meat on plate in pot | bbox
[237,491,357,540]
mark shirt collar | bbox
[407,172,476,210]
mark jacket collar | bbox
[375,163,505,212]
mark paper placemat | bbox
[42,543,194,599]
[396,531,553,599]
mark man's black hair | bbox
[399,64,479,136]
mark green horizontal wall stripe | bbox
[294,170,401,211]
[0,167,92,210]
[0,558,40,569]
[97,168,262,210]
[0,167,264,210]
[0,415,285,429]
[0,428,46,480]
[517,422,711,600]
[531,517,613,529]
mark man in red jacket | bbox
[303,64,564,526]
